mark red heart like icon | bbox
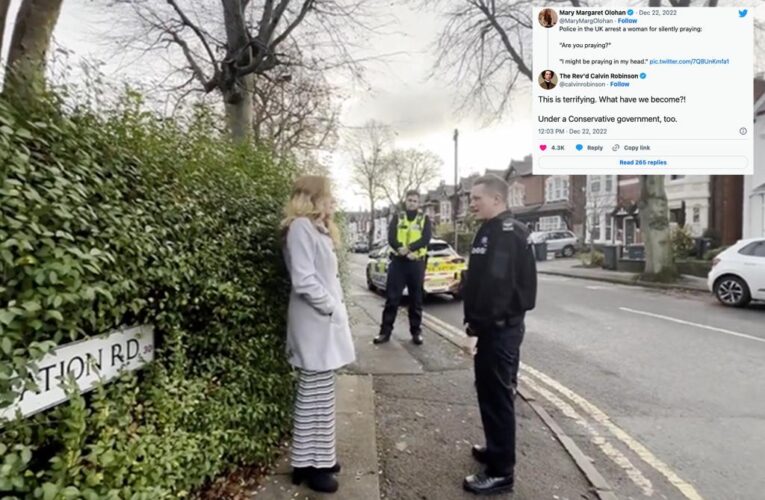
[539,144,547,151]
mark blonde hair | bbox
[281,175,341,246]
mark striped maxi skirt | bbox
[290,369,337,469]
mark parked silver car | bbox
[529,230,579,258]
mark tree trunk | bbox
[639,175,676,278]
[368,196,376,248]
[0,0,12,60]
[221,0,254,142]
[3,0,64,99]
[224,74,254,142]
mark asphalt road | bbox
[348,253,765,500]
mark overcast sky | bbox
[3,0,765,211]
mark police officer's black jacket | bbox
[463,210,537,332]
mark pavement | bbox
[536,257,709,293]
[253,265,601,499]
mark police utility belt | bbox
[467,316,524,336]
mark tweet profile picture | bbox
[538,8,558,28]
[539,70,558,90]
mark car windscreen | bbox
[428,243,455,257]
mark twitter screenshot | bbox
[533,7,753,175]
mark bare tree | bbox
[424,0,582,117]
[380,148,442,209]
[2,0,65,99]
[348,120,394,247]
[115,0,379,142]
[252,66,340,166]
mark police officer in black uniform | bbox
[461,175,537,496]
[374,190,432,346]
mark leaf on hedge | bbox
[41,483,59,500]
[0,310,16,326]
[46,310,64,322]
[15,128,33,140]
[1,337,11,355]
[20,447,32,464]
[22,300,42,313]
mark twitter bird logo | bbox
[739,9,748,18]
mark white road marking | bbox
[421,313,474,353]
[521,375,654,497]
[522,363,704,500]
[423,310,702,499]
[619,307,765,345]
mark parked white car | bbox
[529,230,579,258]
[707,238,765,307]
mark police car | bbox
[366,239,467,299]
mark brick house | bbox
[423,182,455,227]
[503,155,586,237]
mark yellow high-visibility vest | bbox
[395,212,427,258]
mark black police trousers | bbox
[474,321,525,477]
[380,258,426,337]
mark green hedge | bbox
[0,93,295,498]
[676,259,712,278]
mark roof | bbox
[426,183,455,200]
[485,169,507,180]
[507,155,533,178]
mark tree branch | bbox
[475,0,531,79]
[273,0,314,48]
[168,30,218,92]
[166,0,219,73]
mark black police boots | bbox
[412,331,423,345]
[471,444,488,464]
[463,472,514,495]
[373,333,390,344]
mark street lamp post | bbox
[453,128,459,253]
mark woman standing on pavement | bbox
[280,175,356,494]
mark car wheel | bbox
[714,275,751,307]
[562,245,575,258]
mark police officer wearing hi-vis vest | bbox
[374,190,432,346]
[461,174,537,496]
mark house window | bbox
[509,183,525,207]
[625,218,636,245]
[590,176,601,194]
[693,206,701,223]
[590,214,601,241]
[538,216,564,231]
[605,176,614,193]
[545,176,570,202]
[670,175,685,180]
[605,216,613,241]
[440,201,451,221]
[459,196,468,216]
